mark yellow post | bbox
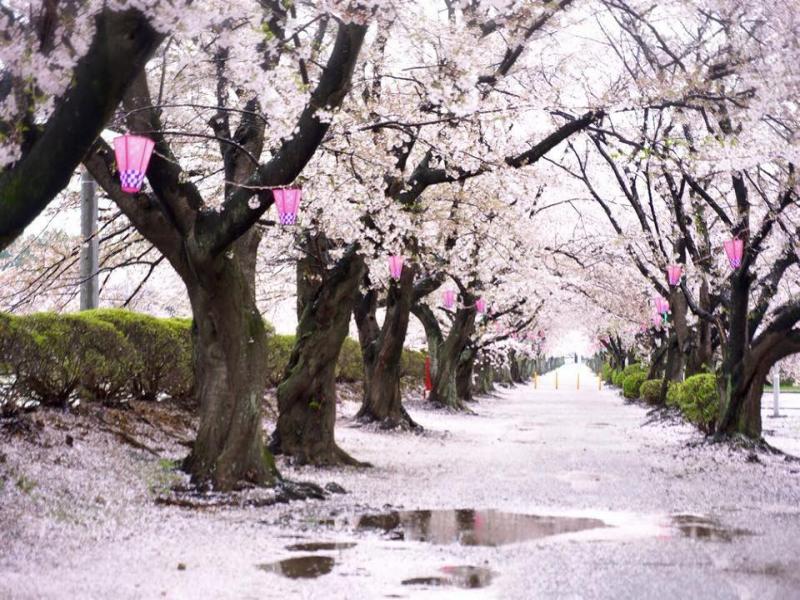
[534,372,538,389]
[577,373,580,390]
[598,375,602,390]
[555,371,559,389]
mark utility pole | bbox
[772,364,780,418]
[79,167,99,310]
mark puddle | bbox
[354,509,750,546]
[669,514,750,541]
[356,509,607,546]
[258,555,334,579]
[285,541,356,552]
[402,565,494,589]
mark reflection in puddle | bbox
[402,576,449,587]
[258,555,334,579]
[669,514,750,541]
[356,509,607,546]
[402,565,494,589]
[285,541,356,552]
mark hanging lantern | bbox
[653,296,670,315]
[272,188,301,225]
[476,297,487,314]
[723,238,744,269]
[667,264,683,286]
[388,255,404,280]
[113,134,155,193]
[442,289,456,309]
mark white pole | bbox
[772,364,780,418]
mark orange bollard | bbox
[555,371,559,390]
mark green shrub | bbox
[12,312,138,406]
[622,372,647,399]
[677,373,719,434]
[85,309,193,401]
[665,380,682,407]
[611,370,625,387]
[640,379,662,404]
[600,363,614,383]
[336,337,364,382]
[159,318,194,400]
[265,334,296,386]
[622,363,645,378]
[400,349,426,380]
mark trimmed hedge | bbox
[600,363,614,383]
[0,310,428,411]
[9,312,139,406]
[622,372,647,399]
[85,309,193,401]
[675,374,719,433]
[265,334,295,386]
[337,337,365,382]
[611,370,625,387]
[640,379,662,404]
[622,363,645,378]
[665,380,681,407]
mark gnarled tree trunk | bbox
[354,265,419,429]
[271,240,365,465]
[456,349,476,402]
[183,232,276,490]
[428,303,476,410]
[718,330,800,439]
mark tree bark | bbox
[716,269,755,436]
[428,303,477,410]
[354,265,419,429]
[456,349,476,402]
[271,242,365,465]
[183,231,276,490]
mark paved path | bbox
[3,363,800,599]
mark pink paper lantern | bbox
[388,255,404,280]
[667,264,683,286]
[653,296,670,315]
[723,238,744,269]
[113,134,155,193]
[475,298,487,314]
[272,188,301,225]
[442,289,456,309]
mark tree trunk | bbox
[664,334,685,382]
[428,303,476,410]
[717,271,755,437]
[354,265,419,429]
[509,350,523,384]
[183,232,276,490]
[456,349,476,402]
[687,279,714,375]
[271,242,365,465]
[647,339,668,380]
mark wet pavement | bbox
[4,363,800,599]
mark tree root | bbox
[354,408,422,432]
[155,478,327,510]
[94,414,162,456]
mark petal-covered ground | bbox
[2,363,800,599]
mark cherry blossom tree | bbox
[0,1,173,251]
